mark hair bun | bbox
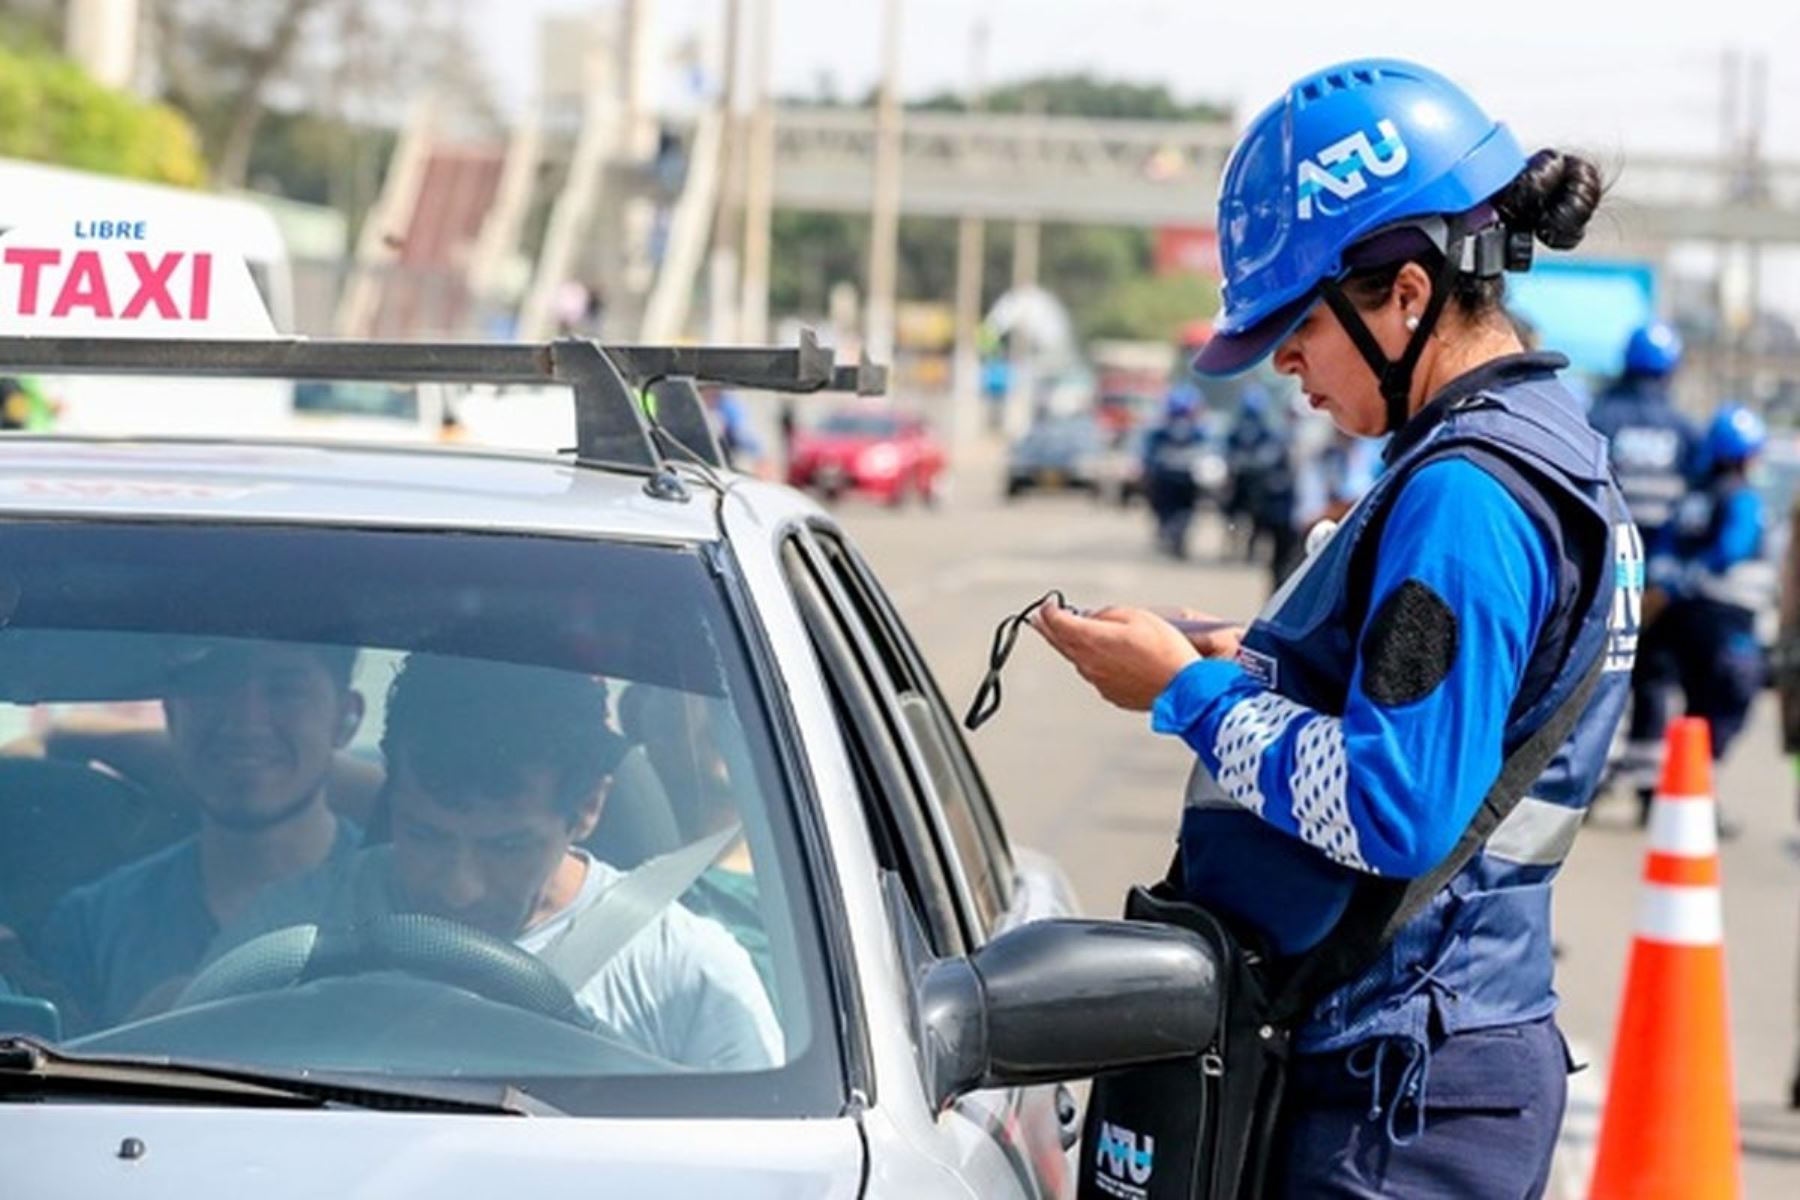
[1495,149,1604,252]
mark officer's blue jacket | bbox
[1670,472,1770,612]
[1154,354,1638,1059]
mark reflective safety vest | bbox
[1183,354,1637,1053]
[1587,379,1698,541]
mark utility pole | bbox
[866,0,904,366]
[739,0,775,343]
[1714,48,1743,405]
[708,0,747,341]
[950,15,991,452]
[65,0,141,91]
[1743,51,1767,371]
[1712,47,1770,405]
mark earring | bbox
[1404,314,1420,332]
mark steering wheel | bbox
[179,914,591,1030]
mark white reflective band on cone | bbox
[1648,799,1718,857]
[1637,883,1724,946]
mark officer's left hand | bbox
[1034,604,1200,712]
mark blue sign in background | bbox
[1506,259,1659,382]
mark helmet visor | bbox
[1191,291,1315,378]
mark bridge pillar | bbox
[1005,220,1042,436]
[953,215,987,452]
[1011,219,1041,290]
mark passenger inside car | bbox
[210,652,783,1071]
[27,640,366,1030]
[618,683,772,995]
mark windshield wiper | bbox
[0,1037,556,1115]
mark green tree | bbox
[0,41,207,186]
[913,73,1230,122]
[1083,273,1220,342]
[152,1,494,192]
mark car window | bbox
[804,528,1015,937]
[780,539,967,958]
[0,521,841,1119]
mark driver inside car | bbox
[32,640,365,1030]
[211,652,782,1071]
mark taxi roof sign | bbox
[0,218,274,338]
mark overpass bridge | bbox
[765,105,1800,248]
[343,100,1800,389]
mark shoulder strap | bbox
[1265,653,1604,1023]
[536,824,741,990]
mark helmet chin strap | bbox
[1317,215,1470,436]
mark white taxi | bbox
[0,229,1222,1200]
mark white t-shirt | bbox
[517,850,783,1070]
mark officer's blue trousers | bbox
[1269,1016,1570,1199]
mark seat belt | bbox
[536,823,742,991]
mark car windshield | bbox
[0,520,840,1118]
[815,413,900,438]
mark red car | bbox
[786,407,946,506]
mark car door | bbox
[783,524,1077,1199]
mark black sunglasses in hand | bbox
[963,596,1242,730]
[963,590,1074,731]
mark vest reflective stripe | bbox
[1484,796,1584,866]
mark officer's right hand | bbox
[1034,605,1202,711]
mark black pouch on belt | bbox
[1077,879,1289,1200]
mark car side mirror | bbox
[917,918,1221,1112]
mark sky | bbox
[471,0,1800,160]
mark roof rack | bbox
[0,331,887,490]
[833,354,889,397]
[643,378,728,470]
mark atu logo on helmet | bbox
[1296,119,1410,220]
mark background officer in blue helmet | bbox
[1142,383,1207,559]
[1222,383,1300,580]
[1587,319,1702,817]
[1035,59,1634,1197]
[1650,404,1774,835]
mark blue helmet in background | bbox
[1164,384,1201,420]
[1194,59,1527,379]
[1705,404,1765,465]
[1623,320,1683,377]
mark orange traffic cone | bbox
[1589,717,1740,1198]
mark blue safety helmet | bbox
[1164,384,1201,420]
[1194,59,1527,391]
[1623,320,1683,377]
[1704,404,1765,466]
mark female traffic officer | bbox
[1036,59,1638,1198]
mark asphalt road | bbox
[834,451,1800,1197]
